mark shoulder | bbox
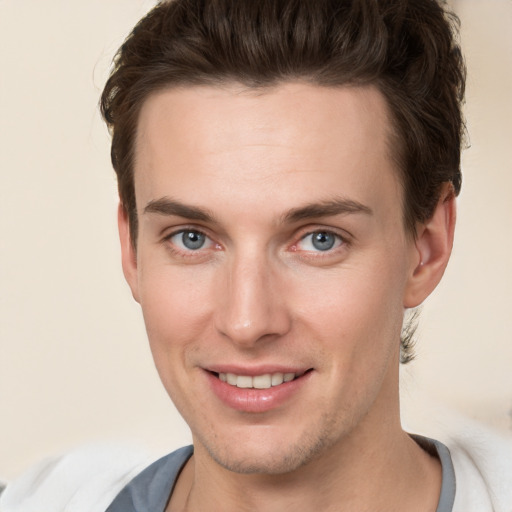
[0,443,154,512]
[445,420,512,512]
[406,404,512,511]
[106,445,193,512]
[403,392,512,512]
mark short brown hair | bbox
[100,0,466,362]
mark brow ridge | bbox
[144,197,216,222]
[282,198,373,224]
[143,196,372,225]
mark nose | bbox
[214,253,291,348]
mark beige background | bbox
[1,0,511,481]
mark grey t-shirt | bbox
[106,436,456,512]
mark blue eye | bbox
[298,231,343,252]
[182,231,206,249]
[169,230,210,251]
[312,232,336,251]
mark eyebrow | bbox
[282,198,373,224]
[143,196,372,224]
[144,197,216,223]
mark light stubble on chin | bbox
[197,412,350,475]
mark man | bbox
[2,0,511,511]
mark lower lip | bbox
[206,371,312,413]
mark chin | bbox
[196,422,339,475]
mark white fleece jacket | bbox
[1,421,511,512]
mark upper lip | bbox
[205,365,312,376]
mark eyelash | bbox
[293,230,346,253]
[162,227,349,259]
[163,228,218,259]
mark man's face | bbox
[123,83,421,474]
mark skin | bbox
[119,83,456,511]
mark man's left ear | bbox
[404,183,456,308]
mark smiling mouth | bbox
[212,370,311,389]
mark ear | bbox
[118,203,140,303]
[403,183,456,308]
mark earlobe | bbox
[118,203,140,303]
[404,184,456,308]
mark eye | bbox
[297,231,344,252]
[168,229,213,251]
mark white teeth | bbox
[219,372,297,389]
[253,374,272,389]
[271,373,284,386]
[236,375,253,388]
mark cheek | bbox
[137,267,217,418]
[294,263,406,416]
[138,265,215,365]
[292,260,407,362]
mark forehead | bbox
[134,83,401,221]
